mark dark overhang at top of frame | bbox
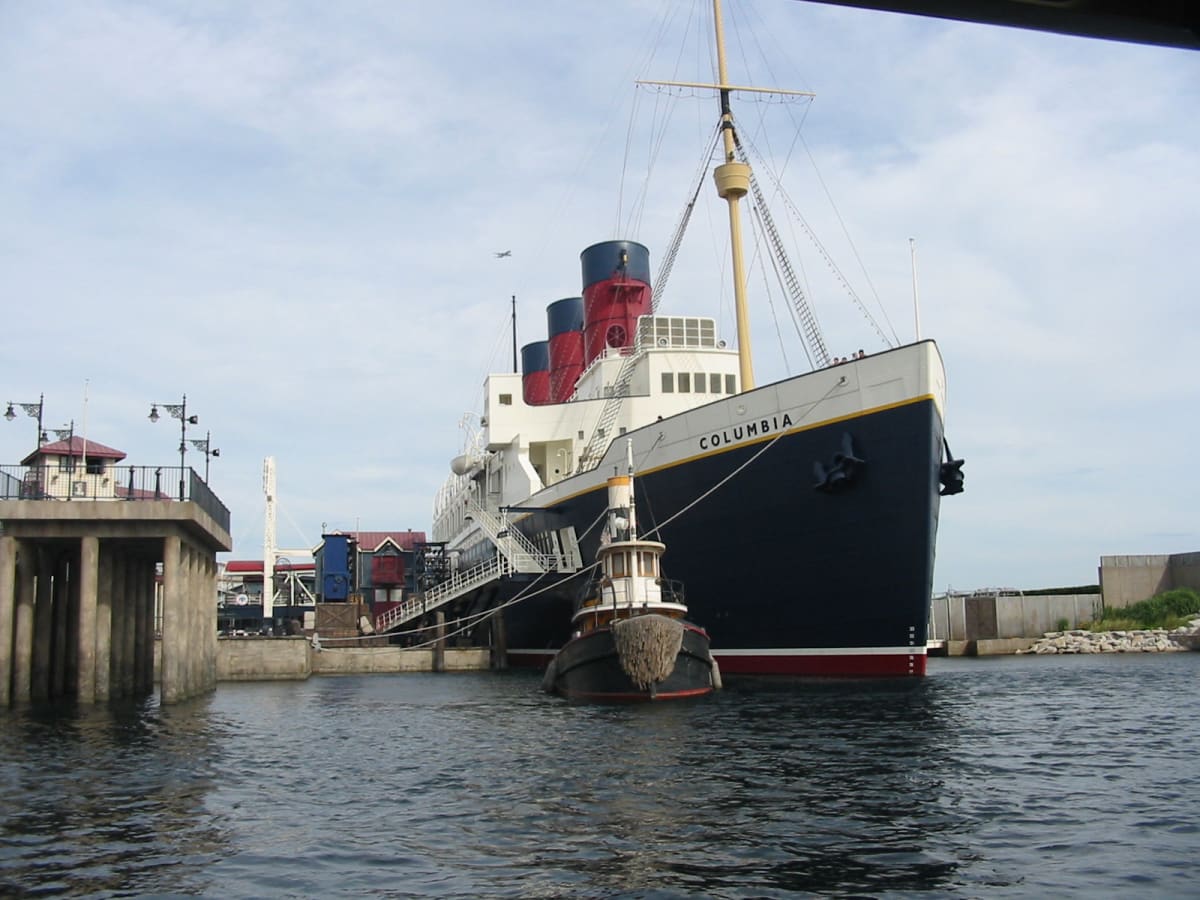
[798,0,1200,51]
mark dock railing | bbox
[0,463,231,534]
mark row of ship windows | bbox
[662,372,737,395]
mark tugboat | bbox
[542,441,720,702]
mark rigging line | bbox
[462,308,516,417]
[742,134,892,349]
[616,86,643,235]
[627,79,681,237]
[747,202,796,374]
[744,188,811,372]
[754,173,819,367]
[737,132,830,367]
[798,133,901,346]
[641,376,847,540]
[622,0,701,238]
[649,122,721,310]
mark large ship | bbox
[391,0,966,676]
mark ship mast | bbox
[639,1,813,393]
[711,0,755,392]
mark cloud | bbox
[1,0,1197,593]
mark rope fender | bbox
[611,614,684,689]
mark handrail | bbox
[0,463,230,533]
[464,499,547,573]
[375,556,508,632]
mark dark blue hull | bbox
[504,390,943,676]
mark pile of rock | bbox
[1017,617,1200,654]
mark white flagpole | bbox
[910,238,922,341]
[81,379,90,474]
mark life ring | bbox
[235,594,249,606]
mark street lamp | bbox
[149,394,199,500]
[189,430,220,483]
[5,393,47,451]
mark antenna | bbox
[263,457,276,621]
[910,237,922,341]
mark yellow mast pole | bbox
[711,0,755,391]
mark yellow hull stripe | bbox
[537,392,940,511]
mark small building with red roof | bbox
[314,529,427,608]
[18,436,128,500]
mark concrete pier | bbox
[0,498,231,706]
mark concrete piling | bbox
[0,498,231,707]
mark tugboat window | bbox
[611,554,626,577]
[710,373,722,393]
[725,374,736,394]
[678,373,691,393]
[694,372,705,393]
[661,372,674,393]
[640,552,656,576]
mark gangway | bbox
[374,501,581,633]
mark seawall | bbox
[217,636,492,681]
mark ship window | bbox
[639,552,656,576]
[725,374,736,394]
[710,373,721,393]
[578,431,585,440]
[499,393,512,406]
[611,554,626,577]
[618,427,626,435]
[678,373,691,393]
[694,372,705,393]
[661,372,674,393]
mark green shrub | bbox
[1097,587,1200,630]
[1056,617,1070,632]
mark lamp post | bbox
[189,431,220,483]
[51,422,76,489]
[5,393,47,451]
[149,394,199,501]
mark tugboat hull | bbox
[544,617,716,702]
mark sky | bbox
[3,1,1198,593]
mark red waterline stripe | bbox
[715,651,927,677]
[508,649,927,677]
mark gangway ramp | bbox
[374,503,581,634]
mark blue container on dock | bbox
[321,533,355,601]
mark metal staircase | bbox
[576,354,639,472]
[462,500,549,574]
[374,500,578,634]
[374,555,512,633]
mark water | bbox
[3,653,1199,898]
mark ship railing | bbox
[375,556,509,633]
[463,499,548,574]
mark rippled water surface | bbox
[3,653,1199,897]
